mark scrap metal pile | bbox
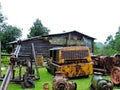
[92,55,118,74]
[1,39,120,90]
[92,54,120,87]
[0,40,40,90]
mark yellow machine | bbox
[46,46,93,78]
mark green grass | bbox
[0,67,120,90]
[1,67,53,90]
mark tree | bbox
[2,25,22,53]
[2,25,22,42]
[101,35,117,55]
[113,28,120,53]
[94,42,101,55]
[27,19,50,38]
[0,3,22,53]
[95,26,120,56]
[0,3,7,39]
[104,35,113,45]
[102,27,120,55]
[101,45,117,56]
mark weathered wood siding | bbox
[48,31,94,53]
[19,38,51,57]
[19,38,64,59]
[11,31,94,60]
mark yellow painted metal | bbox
[48,46,93,78]
[55,46,92,64]
[57,62,93,78]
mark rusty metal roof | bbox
[8,30,95,44]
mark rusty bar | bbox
[94,68,107,73]
[0,66,11,90]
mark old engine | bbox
[52,71,77,90]
[90,72,113,90]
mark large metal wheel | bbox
[111,67,120,85]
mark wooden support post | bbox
[0,41,1,76]
[19,65,22,80]
[31,43,40,79]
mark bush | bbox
[1,56,9,65]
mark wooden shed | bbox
[9,30,95,61]
[44,30,95,53]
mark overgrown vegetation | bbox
[94,27,120,56]
[1,56,9,65]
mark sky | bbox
[1,0,120,43]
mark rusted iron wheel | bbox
[111,67,120,85]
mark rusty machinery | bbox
[110,54,120,85]
[0,40,40,90]
[52,71,77,90]
[92,54,120,86]
[46,46,93,78]
[90,72,113,90]
[91,55,116,74]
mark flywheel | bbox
[111,67,120,85]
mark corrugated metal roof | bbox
[8,30,95,44]
[43,30,95,40]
